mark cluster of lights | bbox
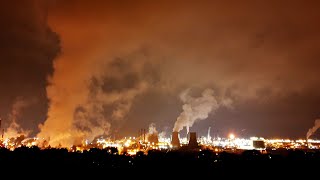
[1,132,320,154]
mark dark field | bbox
[0,147,319,177]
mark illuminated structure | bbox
[171,131,180,148]
[188,132,198,148]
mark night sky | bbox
[1,1,320,145]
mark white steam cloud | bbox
[307,119,320,139]
[148,123,158,134]
[173,88,230,133]
[147,123,159,143]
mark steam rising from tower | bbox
[307,119,320,139]
[173,88,228,133]
[148,123,158,135]
[147,123,159,144]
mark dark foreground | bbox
[0,147,319,177]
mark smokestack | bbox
[188,132,198,148]
[171,131,180,148]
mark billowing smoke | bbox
[0,1,60,140]
[37,53,150,147]
[306,119,320,139]
[34,1,159,147]
[34,1,320,145]
[5,97,32,138]
[173,88,230,133]
[148,123,158,134]
[157,126,169,142]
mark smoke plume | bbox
[37,53,150,147]
[147,123,159,143]
[148,123,158,134]
[173,88,228,133]
[5,97,32,138]
[306,119,320,139]
[34,1,320,143]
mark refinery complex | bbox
[1,129,320,155]
[1,116,320,155]
[1,118,320,173]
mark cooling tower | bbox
[188,132,198,148]
[148,133,159,144]
[171,131,180,148]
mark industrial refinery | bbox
[1,126,320,155]
[1,118,320,173]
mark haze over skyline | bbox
[1,1,320,145]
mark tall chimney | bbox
[171,131,180,148]
[188,132,198,148]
